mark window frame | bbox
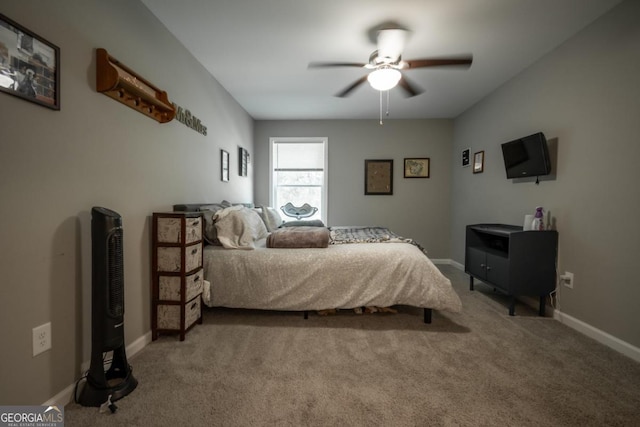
[269,137,328,224]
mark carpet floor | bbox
[64,265,640,426]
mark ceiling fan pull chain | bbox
[379,90,383,125]
[386,90,390,117]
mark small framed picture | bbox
[221,149,229,182]
[0,14,61,110]
[462,148,471,167]
[404,158,430,178]
[473,151,484,174]
[364,159,393,195]
[238,147,248,177]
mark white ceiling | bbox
[141,0,621,120]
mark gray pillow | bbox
[280,219,325,227]
[221,199,255,208]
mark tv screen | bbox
[501,132,551,179]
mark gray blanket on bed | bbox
[267,226,330,248]
[329,226,428,254]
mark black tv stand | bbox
[465,224,558,316]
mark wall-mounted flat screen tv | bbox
[501,132,551,179]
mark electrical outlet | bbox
[561,272,574,289]
[32,322,52,356]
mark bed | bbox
[174,202,462,323]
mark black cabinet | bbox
[465,224,558,316]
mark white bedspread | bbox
[201,239,462,313]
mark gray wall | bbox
[3,0,638,407]
[0,0,253,405]
[254,120,453,258]
[450,1,640,347]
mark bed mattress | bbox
[201,239,462,313]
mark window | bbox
[270,137,328,224]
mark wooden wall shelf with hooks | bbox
[96,48,176,123]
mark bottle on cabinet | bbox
[531,206,545,231]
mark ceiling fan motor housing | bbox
[376,28,408,62]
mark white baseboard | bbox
[553,309,640,363]
[44,331,152,407]
[446,259,640,364]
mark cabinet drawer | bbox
[184,217,202,243]
[157,217,202,244]
[158,269,204,302]
[485,252,509,291]
[466,247,509,291]
[466,247,487,279]
[157,297,201,330]
[157,244,202,273]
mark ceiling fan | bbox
[308,26,473,98]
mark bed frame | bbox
[301,308,432,323]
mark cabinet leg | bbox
[539,296,546,317]
[508,296,516,316]
[469,276,474,291]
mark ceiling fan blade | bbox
[308,61,367,69]
[405,57,473,69]
[398,75,423,97]
[335,75,368,97]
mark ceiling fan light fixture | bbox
[367,68,401,91]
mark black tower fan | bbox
[79,207,137,407]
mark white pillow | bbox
[258,205,284,232]
[214,206,268,249]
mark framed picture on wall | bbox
[462,148,471,167]
[0,13,60,110]
[404,158,430,178]
[221,149,229,182]
[238,147,248,177]
[365,159,393,195]
[473,151,485,174]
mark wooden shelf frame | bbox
[96,48,176,123]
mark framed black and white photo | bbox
[473,151,485,174]
[238,147,248,177]
[221,149,229,182]
[462,148,471,167]
[0,14,60,110]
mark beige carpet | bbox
[64,265,640,426]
